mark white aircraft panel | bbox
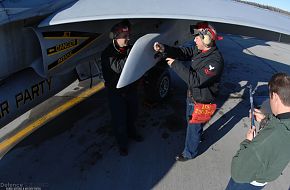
[117,33,162,88]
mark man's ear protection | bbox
[190,24,213,47]
[200,29,212,46]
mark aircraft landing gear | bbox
[143,60,171,103]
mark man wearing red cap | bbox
[154,21,224,161]
[101,20,143,156]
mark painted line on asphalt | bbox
[0,82,104,154]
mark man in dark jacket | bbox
[225,73,290,190]
[153,22,224,161]
[101,20,143,156]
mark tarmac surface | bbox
[0,34,290,190]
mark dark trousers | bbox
[182,98,203,158]
[225,178,265,190]
[107,90,138,149]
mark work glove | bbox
[153,42,165,52]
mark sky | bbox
[246,0,290,12]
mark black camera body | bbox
[154,52,167,60]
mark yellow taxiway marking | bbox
[0,82,105,153]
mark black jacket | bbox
[101,43,135,94]
[164,45,224,103]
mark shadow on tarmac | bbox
[198,35,290,157]
[1,35,290,190]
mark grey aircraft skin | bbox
[0,0,290,133]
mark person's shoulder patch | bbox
[204,64,215,76]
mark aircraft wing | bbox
[39,0,290,36]
[37,0,290,88]
[0,0,76,25]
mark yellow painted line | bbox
[0,82,105,153]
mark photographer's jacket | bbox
[101,43,135,94]
[231,113,290,183]
[164,45,224,103]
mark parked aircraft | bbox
[1,0,290,128]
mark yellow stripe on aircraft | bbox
[44,37,88,40]
[43,31,98,39]
[0,82,105,157]
[47,39,79,56]
[48,36,99,70]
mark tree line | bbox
[233,0,290,17]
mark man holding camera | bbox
[225,73,290,190]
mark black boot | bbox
[175,153,191,162]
